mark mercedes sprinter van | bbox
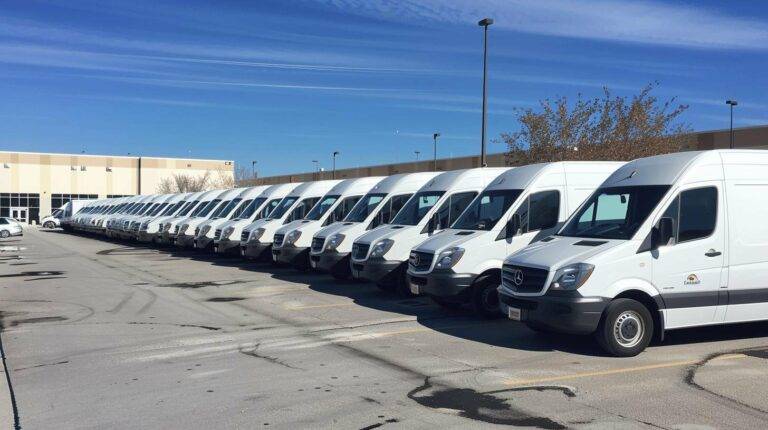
[409,162,623,317]
[193,186,268,251]
[498,150,766,356]
[350,168,510,295]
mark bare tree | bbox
[501,83,694,165]
[156,172,211,193]
[209,168,236,189]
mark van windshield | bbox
[305,195,340,220]
[391,191,445,226]
[452,189,523,231]
[178,201,199,216]
[235,198,265,220]
[197,199,222,217]
[346,193,386,222]
[558,185,671,240]
[267,197,298,219]
[212,198,241,219]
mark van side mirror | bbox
[652,217,675,249]
[506,213,521,239]
[427,214,437,234]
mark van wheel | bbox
[44,221,55,229]
[595,299,653,357]
[431,296,463,310]
[375,282,395,293]
[330,263,351,281]
[471,277,503,319]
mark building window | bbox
[106,166,112,172]
[80,166,87,171]
[0,193,40,224]
[50,194,99,214]
[107,194,133,198]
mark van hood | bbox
[315,221,357,239]
[413,229,485,254]
[355,224,415,245]
[504,236,625,270]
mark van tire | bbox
[471,278,503,319]
[44,221,55,229]
[595,298,653,357]
[375,282,395,293]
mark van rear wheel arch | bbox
[471,269,502,318]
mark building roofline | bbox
[0,150,232,164]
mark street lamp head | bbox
[333,151,340,157]
[433,132,441,139]
[726,100,738,106]
[478,18,494,27]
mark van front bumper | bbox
[175,234,195,248]
[351,258,404,285]
[215,238,240,255]
[498,289,608,335]
[407,271,475,299]
[241,242,271,259]
[137,232,157,243]
[194,236,215,251]
[310,251,349,273]
[272,246,309,267]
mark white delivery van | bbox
[89,197,130,234]
[498,150,768,357]
[127,194,179,240]
[41,207,66,229]
[214,183,298,255]
[160,189,221,245]
[351,168,510,295]
[176,188,245,248]
[241,180,341,260]
[106,195,154,238]
[409,162,624,317]
[310,172,441,279]
[61,199,100,231]
[140,192,199,243]
[117,194,168,240]
[193,186,268,251]
[272,177,384,269]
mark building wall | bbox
[247,125,768,186]
[0,152,233,223]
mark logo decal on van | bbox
[684,274,700,285]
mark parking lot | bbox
[0,228,767,429]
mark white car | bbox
[498,150,764,356]
[41,209,64,229]
[408,161,624,317]
[350,168,509,296]
[0,217,23,238]
[310,172,440,279]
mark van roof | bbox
[287,179,343,197]
[326,176,385,196]
[237,186,270,199]
[368,172,442,194]
[601,151,710,187]
[418,168,510,193]
[261,182,302,198]
[485,161,625,191]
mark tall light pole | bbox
[478,17,493,168]
[332,151,339,179]
[312,160,319,180]
[433,132,440,171]
[251,160,257,180]
[414,150,421,161]
[726,100,738,149]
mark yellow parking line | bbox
[287,302,356,310]
[504,353,747,386]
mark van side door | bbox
[651,182,725,329]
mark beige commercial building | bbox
[0,151,234,224]
[250,125,768,185]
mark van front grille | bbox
[408,251,433,272]
[352,243,370,260]
[312,237,325,253]
[502,264,549,294]
[273,233,285,246]
[241,231,250,242]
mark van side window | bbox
[435,192,477,230]
[529,191,560,231]
[371,194,412,229]
[285,198,319,223]
[678,187,717,243]
[325,196,361,226]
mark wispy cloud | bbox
[310,0,768,50]
[683,97,768,110]
[65,95,242,108]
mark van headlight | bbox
[285,230,302,245]
[549,263,594,290]
[250,228,266,242]
[435,247,465,270]
[327,233,345,250]
[222,226,234,239]
[369,239,394,258]
[179,224,189,235]
[200,225,211,236]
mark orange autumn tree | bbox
[502,83,694,165]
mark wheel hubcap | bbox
[613,311,644,348]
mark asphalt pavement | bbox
[1,228,767,429]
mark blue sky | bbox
[1,0,767,177]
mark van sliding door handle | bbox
[705,249,722,257]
